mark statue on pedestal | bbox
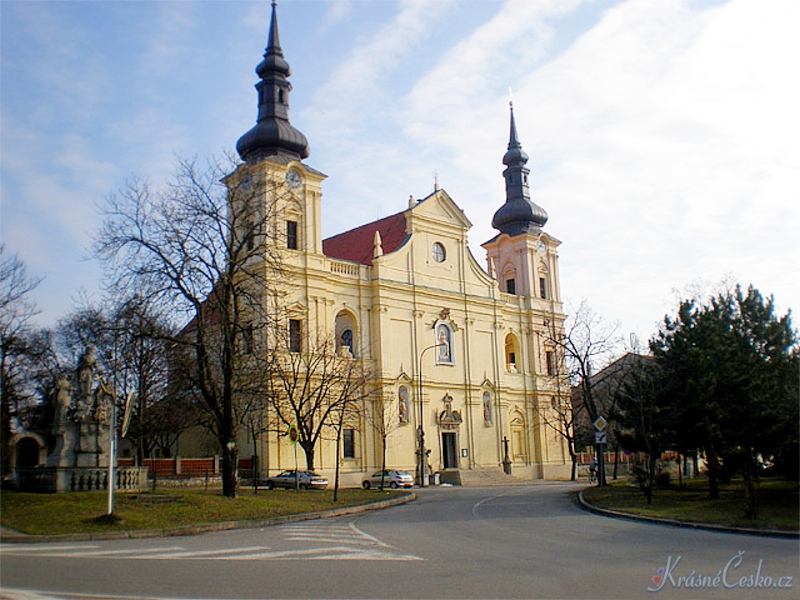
[47,346,112,469]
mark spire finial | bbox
[491,102,549,236]
[236,0,310,163]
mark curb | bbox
[0,492,416,544]
[576,489,799,539]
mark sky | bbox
[1,0,798,345]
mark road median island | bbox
[0,488,416,543]
[578,481,798,539]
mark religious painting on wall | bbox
[435,322,454,365]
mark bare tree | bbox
[0,245,43,477]
[265,330,375,474]
[94,154,283,497]
[360,389,404,489]
[532,316,584,480]
[535,388,585,481]
[543,300,622,485]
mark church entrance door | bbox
[442,432,458,469]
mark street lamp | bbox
[417,343,445,487]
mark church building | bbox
[230,3,571,484]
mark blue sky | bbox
[2,0,798,343]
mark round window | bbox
[432,242,446,263]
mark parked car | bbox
[362,469,414,489]
[264,470,328,490]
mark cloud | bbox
[308,0,799,337]
[304,0,457,143]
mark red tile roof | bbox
[323,211,408,265]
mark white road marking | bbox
[0,521,422,562]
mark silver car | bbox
[362,469,414,489]
[264,470,328,490]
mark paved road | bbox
[1,483,797,599]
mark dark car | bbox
[264,470,328,490]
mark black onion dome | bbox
[236,1,310,163]
[491,198,549,236]
[491,103,548,235]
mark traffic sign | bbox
[595,431,607,444]
[288,424,299,444]
[593,416,608,432]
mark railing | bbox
[15,466,149,493]
[330,261,360,277]
[16,467,57,492]
[499,292,520,306]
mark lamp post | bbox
[417,343,444,487]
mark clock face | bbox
[285,169,302,190]
[537,239,547,254]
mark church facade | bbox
[230,3,571,485]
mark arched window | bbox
[505,333,521,373]
[538,262,550,300]
[502,263,517,295]
[335,310,357,357]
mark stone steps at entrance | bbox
[451,467,527,487]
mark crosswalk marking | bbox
[0,520,422,562]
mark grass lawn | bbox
[0,487,407,536]
[582,477,799,532]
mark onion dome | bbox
[236,1,310,163]
[491,103,548,236]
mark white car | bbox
[362,469,414,489]
[264,470,328,490]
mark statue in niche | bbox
[483,391,493,425]
[398,387,409,424]
[436,324,452,364]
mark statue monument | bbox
[35,346,147,492]
[48,346,113,470]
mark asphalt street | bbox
[1,483,797,599]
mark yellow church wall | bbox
[228,156,571,486]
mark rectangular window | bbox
[286,220,298,250]
[343,429,355,459]
[242,325,253,355]
[539,277,547,299]
[546,351,555,376]
[289,319,302,353]
[245,227,255,251]
[506,278,516,295]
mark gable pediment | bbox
[408,189,472,232]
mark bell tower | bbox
[230,1,325,256]
[483,103,560,302]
